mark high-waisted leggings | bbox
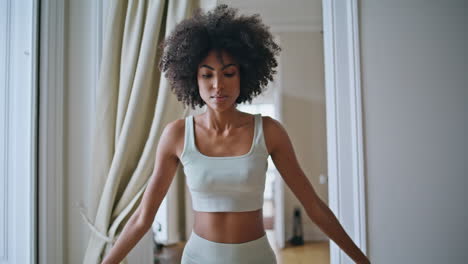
[181,230,277,264]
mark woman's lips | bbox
[212,96,228,102]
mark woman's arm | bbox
[102,120,183,264]
[100,205,151,264]
[264,116,370,264]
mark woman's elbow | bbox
[133,206,154,230]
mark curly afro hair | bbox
[159,4,281,110]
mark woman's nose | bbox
[213,75,224,89]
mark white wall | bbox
[360,0,468,262]
[277,31,329,242]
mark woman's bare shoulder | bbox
[162,118,186,159]
[261,115,288,155]
[261,115,282,133]
[167,117,185,129]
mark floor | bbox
[153,229,330,264]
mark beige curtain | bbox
[79,0,216,263]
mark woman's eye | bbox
[201,73,235,78]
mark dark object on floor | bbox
[155,242,164,251]
[289,207,304,246]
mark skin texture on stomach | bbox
[193,208,265,243]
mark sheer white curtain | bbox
[79,0,216,263]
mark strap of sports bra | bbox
[254,114,269,155]
[184,115,195,153]
[253,114,260,145]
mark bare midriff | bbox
[193,208,266,243]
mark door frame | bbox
[1,0,38,263]
[322,0,368,263]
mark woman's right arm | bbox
[101,120,183,264]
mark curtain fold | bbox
[80,0,217,263]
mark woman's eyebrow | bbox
[199,64,214,70]
[221,63,236,70]
[199,63,237,70]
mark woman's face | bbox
[197,49,240,111]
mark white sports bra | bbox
[179,114,269,212]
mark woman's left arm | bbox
[264,117,370,264]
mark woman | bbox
[102,4,370,264]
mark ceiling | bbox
[219,0,323,32]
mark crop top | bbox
[179,114,269,212]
